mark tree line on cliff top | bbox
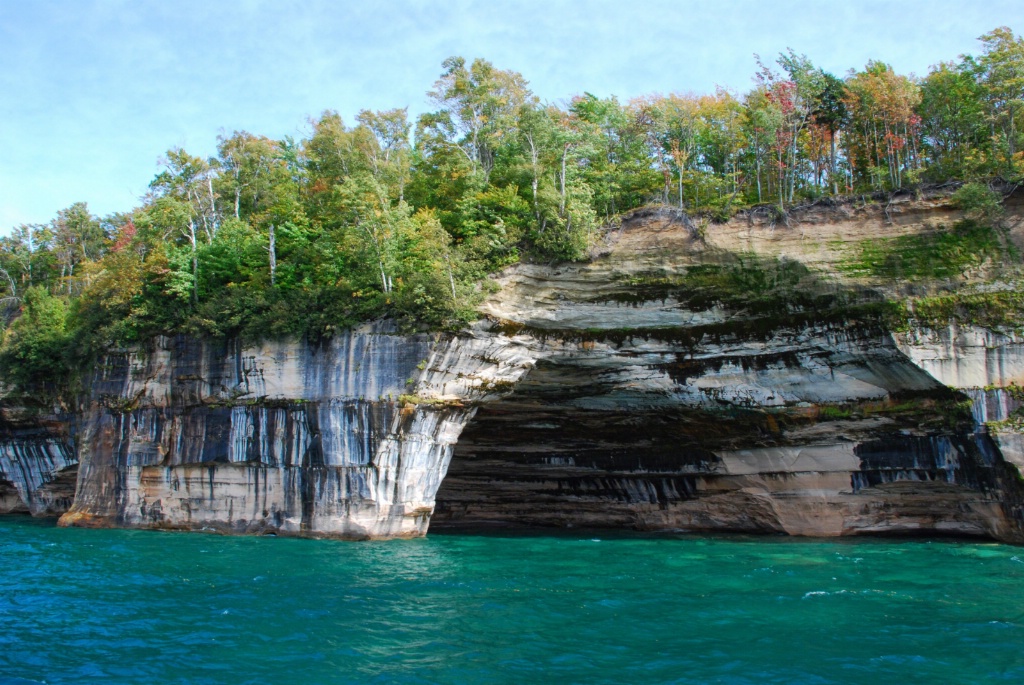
[0,27,1022,397]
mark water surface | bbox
[2,518,1023,684]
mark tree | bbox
[742,88,785,203]
[844,61,922,190]
[919,60,988,179]
[216,132,282,221]
[978,27,1024,171]
[426,56,533,182]
[337,174,410,294]
[647,91,743,211]
[755,51,823,203]
[149,149,221,303]
[0,223,54,292]
[506,103,597,261]
[515,104,557,223]
[355,108,412,201]
[568,93,657,218]
[150,148,218,241]
[812,72,849,193]
[653,93,701,209]
[951,181,1004,225]
[71,219,148,347]
[51,203,104,293]
[0,286,70,397]
[303,111,369,223]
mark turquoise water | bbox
[2,519,1024,684]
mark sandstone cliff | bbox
[4,188,1024,541]
[433,191,1024,541]
[54,325,532,538]
[0,409,76,515]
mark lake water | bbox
[2,517,1023,684]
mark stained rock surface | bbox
[0,410,77,516]
[4,190,1024,541]
[434,196,1024,541]
[56,323,532,538]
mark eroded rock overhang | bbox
[6,192,1024,542]
[0,412,77,517]
[434,200,1024,541]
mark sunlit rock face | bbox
[896,325,1024,390]
[11,190,1024,542]
[434,200,1024,542]
[0,411,77,516]
[58,323,534,538]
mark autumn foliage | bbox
[1,27,1022,397]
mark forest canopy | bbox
[1,27,1023,396]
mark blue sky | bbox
[0,0,1018,233]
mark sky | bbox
[0,0,1019,233]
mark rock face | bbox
[5,190,1024,542]
[0,410,77,516]
[896,325,1024,390]
[430,202,1024,542]
[56,323,533,538]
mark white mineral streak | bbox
[896,324,1024,480]
[895,324,1024,389]
[0,438,76,515]
[61,322,540,538]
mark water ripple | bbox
[2,519,1024,684]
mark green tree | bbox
[951,181,1004,225]
[355,108,412,201]
[919,60,989,179]
[978,27,1024,172]
[148,149,221,303]
[51,202,104,293]
[426,57,533,182]
[216,132,283,221]
[812,72,849,193]
[742,87,785,203]
[0,286,71,398]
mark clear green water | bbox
[2,518,1024,684]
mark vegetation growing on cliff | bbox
[842,219,1006,281]
[0,27,1022,398]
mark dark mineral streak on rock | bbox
[50,321,529,538]
[5,193,1024,542]
[0,409,78,516]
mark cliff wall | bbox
[5,189,1024,541]
[431,194,1024,541]
[54,324,533,538]
[0,410,76,516]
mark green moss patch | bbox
[908,290,1024,332]
[841,220,1006,281]
[598,253,881,320]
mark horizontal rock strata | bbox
[5,191,1024,542]
[434,199,1024,542]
